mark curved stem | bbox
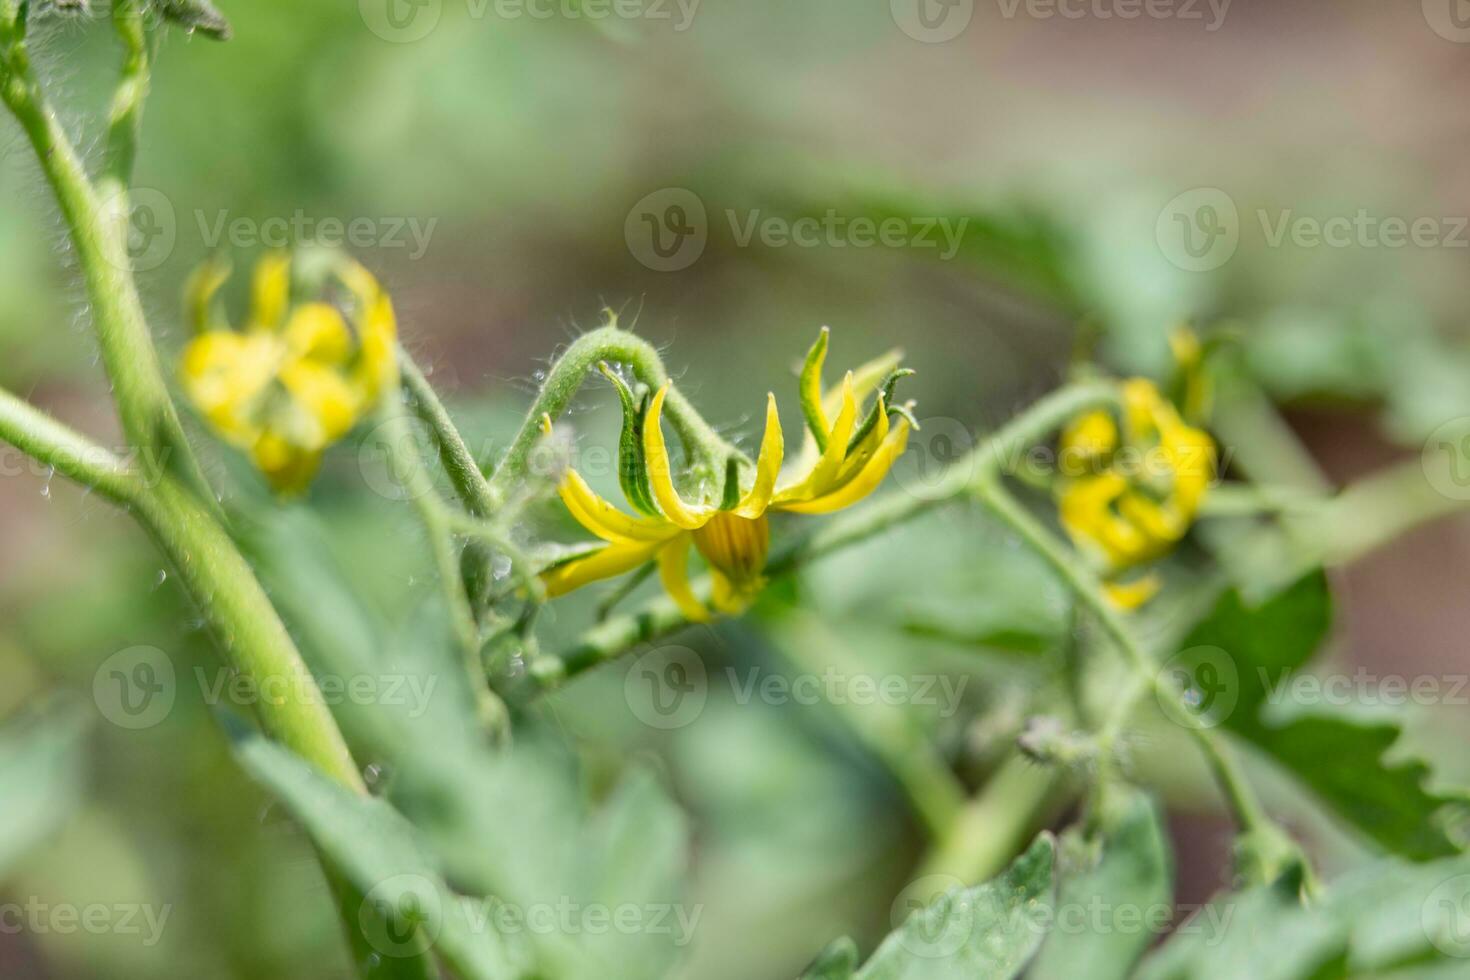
[972,474,1277,839]
[0,387,141,505]
[398,346,496,518]
[485,324,744,501]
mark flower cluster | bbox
[178,252,397,493]
[1055,332,1216,608]
[541,329,914,620]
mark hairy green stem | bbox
[398,347,496,518]
[133,479,364,790]
[0,8,212,505]
[103,0,149,186]
[972,475,1277,839]
[485,325,744,501]
[0,387,141,505]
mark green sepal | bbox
[845,367,915,456]
[597,361,659,516]
[718,455,741,511]
[800,326,831,452]
[155,0,232,40]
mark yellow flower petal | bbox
[353,290,399,402]
[777,417,909,515]
[285,303,353,364]
[1104,574,1161,611]
[250,252,291,332]
[709,568,754,615]
[250,431,321,495]
[642,383,709,530]
[278,360,362,446]
[559,469,681,543]
[541,539,664,597]
[775,372,857,503]
[183,257,230,334]
[180,330,281,446]
[656,537,708,622]
[734,392,784,518]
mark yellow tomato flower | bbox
[541,333,912,621]
[1057,367,1215,609]
[179,252,397,493]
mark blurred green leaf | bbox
[1029,790,1173,980]
[0,699,89,877]
[1181,570,1470,859]
[1139,852,1470,980]
[228,722,528,980]
[854,833,1056,980]
[800,937,860,979]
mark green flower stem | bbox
[102,0,149,187]
[375,397,511,740]
[917,753,1071,887]
[0,9,212,506]
[398,347,496,518]
[131,478,364,791]
[532,380,1121,692]
[0,387,142,505]
[485,324,745,501]
[971,474,1278,841]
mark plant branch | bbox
[398,346,496,518]
[971,475,1277,840]
[485,324,745,501]
[0,387,141,505]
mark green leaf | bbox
[855,833,1056,980]
[1135,873,1346,980]
[1179,569,1470,859]
[801,937,860,979]
[1029,790,1173,980]
[0,700,89,878]
[227,723,528,980]
[1138,852,1470,980]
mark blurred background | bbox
[3,0,1470,976]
